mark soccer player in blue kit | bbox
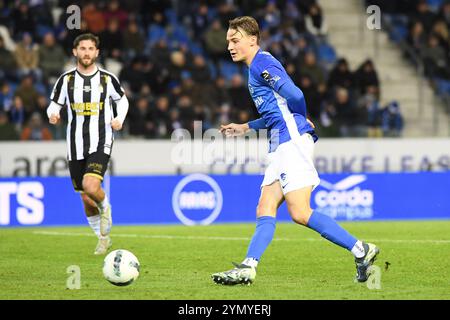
[212,16,379,285]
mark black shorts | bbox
[68,152,110,192]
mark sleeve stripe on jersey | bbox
[51,75,65,105]
[105,71,125,99]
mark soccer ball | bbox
[103,249,140,286]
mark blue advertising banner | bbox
[0,172,449,227]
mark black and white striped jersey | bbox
[50,67,125,161]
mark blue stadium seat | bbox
[317,43,337,65]
[164,8,178,25]
[389,24,408,43]
[436,79,450,96]
[207,61,218,79]
[36,25,53,38]
[147,24,167,45]
[34,82,48,95]
[427,0,443,12]
[189,41,204,56]
[172,24,190,45]
[219,60,240,81]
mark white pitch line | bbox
[31,231,450,244]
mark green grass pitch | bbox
[1,220,450,300]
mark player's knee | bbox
[82,177,101,195]
[290,208,313,226]
[256,202,277,217]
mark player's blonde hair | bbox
[228,16,260,44]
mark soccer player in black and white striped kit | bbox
[47,33,129,255]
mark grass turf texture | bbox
[1,220,449,300]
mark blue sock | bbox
[246,216,276,261]
[307,211,357,251]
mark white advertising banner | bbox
[0,138,449,176]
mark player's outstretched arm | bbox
[111,95,129,131]
[220,122,250,137]
[47,101,62,125]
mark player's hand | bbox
[220,123,249,137]
[307,118,315,129]
[49,113,60,125]
[111,118,122,131]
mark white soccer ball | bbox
[103,249,140,286]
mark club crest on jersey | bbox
[83,86,91,92]
[98,84,104,93]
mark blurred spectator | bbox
[100,19,124,60]
[0,110,19,140]
[358,85,383,137]
[354,59,380,96]
[20,112,52,141]
[153,95,171,138]
[0,36,17,81]
[82,2,106,34]
[210,76,232,124]
[407,21,427,54]
[324,87,364,137]
[431,20,450,52]
[38,32,66,84]
[420,33,449,79]
[438,1,450,28]
[327,58,354,91]
[228,74,255,118]
[291,36,311,66]
[299,74,323,122]
[168,50,189,83]
[0,82,14,112]
[120,57,147,94]
[299,51,326,93]
[260,1,281,31]
[412,0,437,33]
[305,3,328,39]
[147,11,167,46]
[217,2,238,29]
[123,20,145,58]
[11,1,36,38]
[127,96,156,138]
[204,19,228,70]
[103,0,129,31]
[14,74,39,115]
[176,95,195,133]
[191,3,211,42]
[14,33,40,79]
[9,96,26,132]
[191,55,211,83]
[382,101,404,136]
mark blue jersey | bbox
[248,49,316,152]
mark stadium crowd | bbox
[0,0,404,141]
[367,0,450,115]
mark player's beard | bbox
[78,56,96,68]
